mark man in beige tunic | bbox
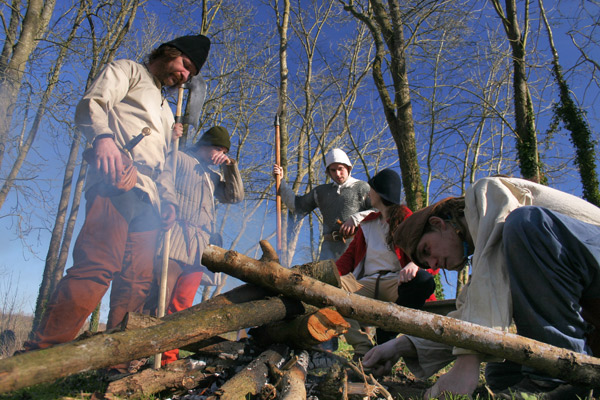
[25,35,211,353]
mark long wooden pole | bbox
[154,86,184,368]
[274,114,282,253]
[200,246,600,387]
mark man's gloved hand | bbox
[115,156,137,191]
[83,135,137,192]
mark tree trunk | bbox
[491,0,542,182]
[31,135,85,336]
[275,0,291,265]
[538,0,600,206]
[201,245,600,386]
[341,0,424,210]
[0,297,303,393]
[0,0,82,210]
[0,0,55,169]
[214,344,289,400]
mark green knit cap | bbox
[196,126,231,151]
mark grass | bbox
[0,371,110,400]
[1,333,597,399]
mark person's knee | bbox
[397,270,436,308]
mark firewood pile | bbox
[101,240,396,399]
[104,333,397,399]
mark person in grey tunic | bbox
[150,125,244,365]
[272,148,372,261]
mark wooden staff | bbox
[154,86,184,369]
[274,113,282,253]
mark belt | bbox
[134,162,161,180]
[373,270,394,300]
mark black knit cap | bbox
[161,34,211,74]
[368,168,401,204]
[196,126,231,151]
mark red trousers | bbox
[26,187,160,350]
[161,259,204,365]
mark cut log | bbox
[105,358,213,397]
[249,307,350,348]
[214,344,289,400]
[279,350,309,400]
[201,245,600,387]
[0,297,303,393]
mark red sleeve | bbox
[335,226,367,276]
[394,205,413,267]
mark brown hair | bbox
[386,204,411,250]
[393,197,467,268]
[147,45,182,65]
[424,197,467,238]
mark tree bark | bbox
[105,358,213,398]
[278,350,309,400]
[249,307,349,348]
[0,297,303,393]
[214,344,289,400]
[201,246,600,386]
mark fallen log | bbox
[278,351,309,400]
[105,358,213,398]
[213,344,289,400]
[0,297,303,393]
[249,307,350,348]
[201,245,600,386]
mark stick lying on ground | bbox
[0,297,302,393]
[200,242,600,387]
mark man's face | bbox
[328,163,349,185]
[155,55,197,87]
[414,217,465,271]
[198,145,229,165]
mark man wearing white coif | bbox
[273,148,373,260]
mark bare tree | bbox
[490,0,543,182]
[31,0,143,334]
[339,0,449,210]
[538,0,600,206]
[0,0,56,170]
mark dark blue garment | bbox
[501,206,600,383]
